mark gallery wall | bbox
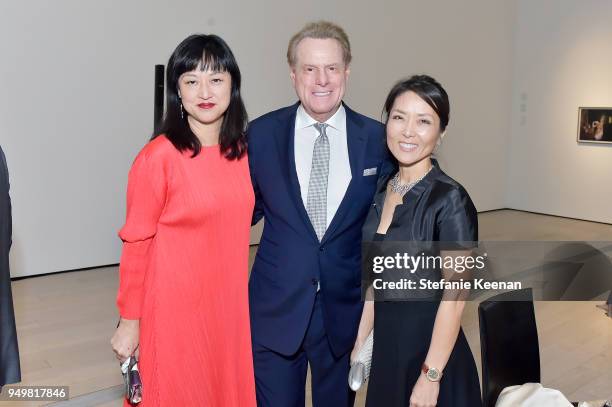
[0,0,515,277]
[507,0,612,224]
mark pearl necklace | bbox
[389,166,432,196]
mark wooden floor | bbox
[2,210,611,406]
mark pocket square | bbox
[363,167,377,176]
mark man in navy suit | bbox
[248,21,387,406]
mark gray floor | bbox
[5,209,611,407]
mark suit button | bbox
[311,278,318,286]
[319,246,324,252]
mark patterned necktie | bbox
[306,123,330,241]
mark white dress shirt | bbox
[294,104,352,230]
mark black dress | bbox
[0,145,20,388]
[363,161,482,407]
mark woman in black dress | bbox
[353,75,482,407]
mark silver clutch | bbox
[348,330,373,391]
[121,356,142,405]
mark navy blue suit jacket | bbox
[248,102,387,356]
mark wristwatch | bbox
[421,363,442,382]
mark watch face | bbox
[427,368,440,381]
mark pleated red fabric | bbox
[117,136,256,406]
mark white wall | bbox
[0,0,515,277]
[507,0,612,224]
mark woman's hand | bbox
[111,318,140,363]
[350,337,366,364]
[351,300,374,365]
[409,373,440,407]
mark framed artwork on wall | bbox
[577,107,612,143]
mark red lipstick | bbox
[198,103,216,109]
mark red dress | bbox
[117,136,256,406]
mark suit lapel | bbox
[321,104,369,243]
[274,103,319,242]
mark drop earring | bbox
[178,90,184,119]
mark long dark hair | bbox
[153,34,247,159]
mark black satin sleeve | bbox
[437,186,478,243]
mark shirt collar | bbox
[296,104,346,132]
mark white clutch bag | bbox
[348,330,373,391]
[495,383,572,407]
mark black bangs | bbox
[173,35,234,78]
[197,49,229,73]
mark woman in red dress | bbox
[110,34,256,406]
